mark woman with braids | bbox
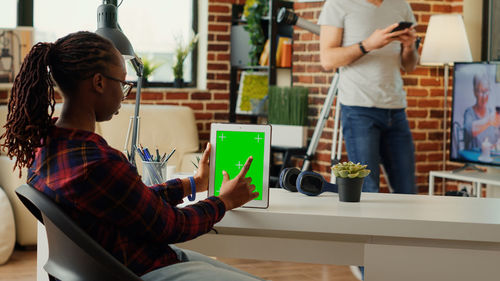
[0,31,263,280]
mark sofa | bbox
[0,103,201,247]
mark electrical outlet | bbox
[458,183,473,196]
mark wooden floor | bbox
[0,249,358,281]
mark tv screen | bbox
[450,61,500,167]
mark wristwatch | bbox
[358,41,369,54]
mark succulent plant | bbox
[332,161,371,178]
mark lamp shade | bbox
[96,3,135,59]
[420,14,472,66]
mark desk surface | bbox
[198,189,500,244]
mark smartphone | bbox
[391,21,413,32]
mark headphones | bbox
[279,167,337,196]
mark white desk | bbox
[429,170,500,197]
[179,189,500,281]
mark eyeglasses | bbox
[101,74,134,100]
[476,87,490,97]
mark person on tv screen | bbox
[463,73,500,151]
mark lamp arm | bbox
[115,21,144,167]
[128,56,144,167]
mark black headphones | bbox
[279,167,337,196]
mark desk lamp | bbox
[96,0,144,166]
[420,14,472,170]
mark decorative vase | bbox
[174,78,184,88]
[337,177,364,202]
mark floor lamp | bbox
[96,0,144,167]
[420,14,472,171]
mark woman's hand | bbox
[218,156,259,210]
[488,112,500,128]
[193,143,211,193]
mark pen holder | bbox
[142,161,167,186]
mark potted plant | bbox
[332,161,371,202]
[172,33,199,88]
[140,57,162,87]
[243,0,269,66]
[268,86,308,148]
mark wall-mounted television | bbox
[450,61,500,168]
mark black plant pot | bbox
[174,78,184,88]
[337,177,364,202]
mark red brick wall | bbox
[0,0,466,193]
[292,0,465,192]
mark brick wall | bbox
[0,0,465,193]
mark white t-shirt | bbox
[318,0,416,108]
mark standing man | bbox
[319,1,419,278]
[319,0,419,195]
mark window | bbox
[31,0,198,86]
[0,1,17,28]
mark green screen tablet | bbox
[209,123,271,208]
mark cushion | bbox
[97,104,199,173]
[0,187,15,265]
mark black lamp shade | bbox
[96,3,135,59]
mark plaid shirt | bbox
[28,125,226,276]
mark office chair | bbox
[15,184,142,281]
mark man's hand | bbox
[218,156,259,210]
[363,22,409,52]
[397,27,417,51]
[193,143,210,192]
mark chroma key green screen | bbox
[213,130,265,200]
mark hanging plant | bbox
[243,0,269,66]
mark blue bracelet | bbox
[188,176,196,201]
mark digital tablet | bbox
[209,123,271,208]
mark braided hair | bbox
[0,31,118,175]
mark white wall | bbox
[464,0,483,61]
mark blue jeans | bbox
[340,105,417,194]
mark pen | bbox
[135,145,146,161]
[162,148,176,166]
[156,148,161,162]
[144,148,153,162]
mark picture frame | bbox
[236,71,269,115]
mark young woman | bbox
[0,31,262,280]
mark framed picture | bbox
[236,71,269,115]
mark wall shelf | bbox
[229,0,294,123]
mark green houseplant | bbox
[332,161,371,202]
[140,57,162,86]
[172,33,199,88]
[268,86,308,148]
[268,86,308,126]
[243,0,269,66]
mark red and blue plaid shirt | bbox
[28,124,226,276]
